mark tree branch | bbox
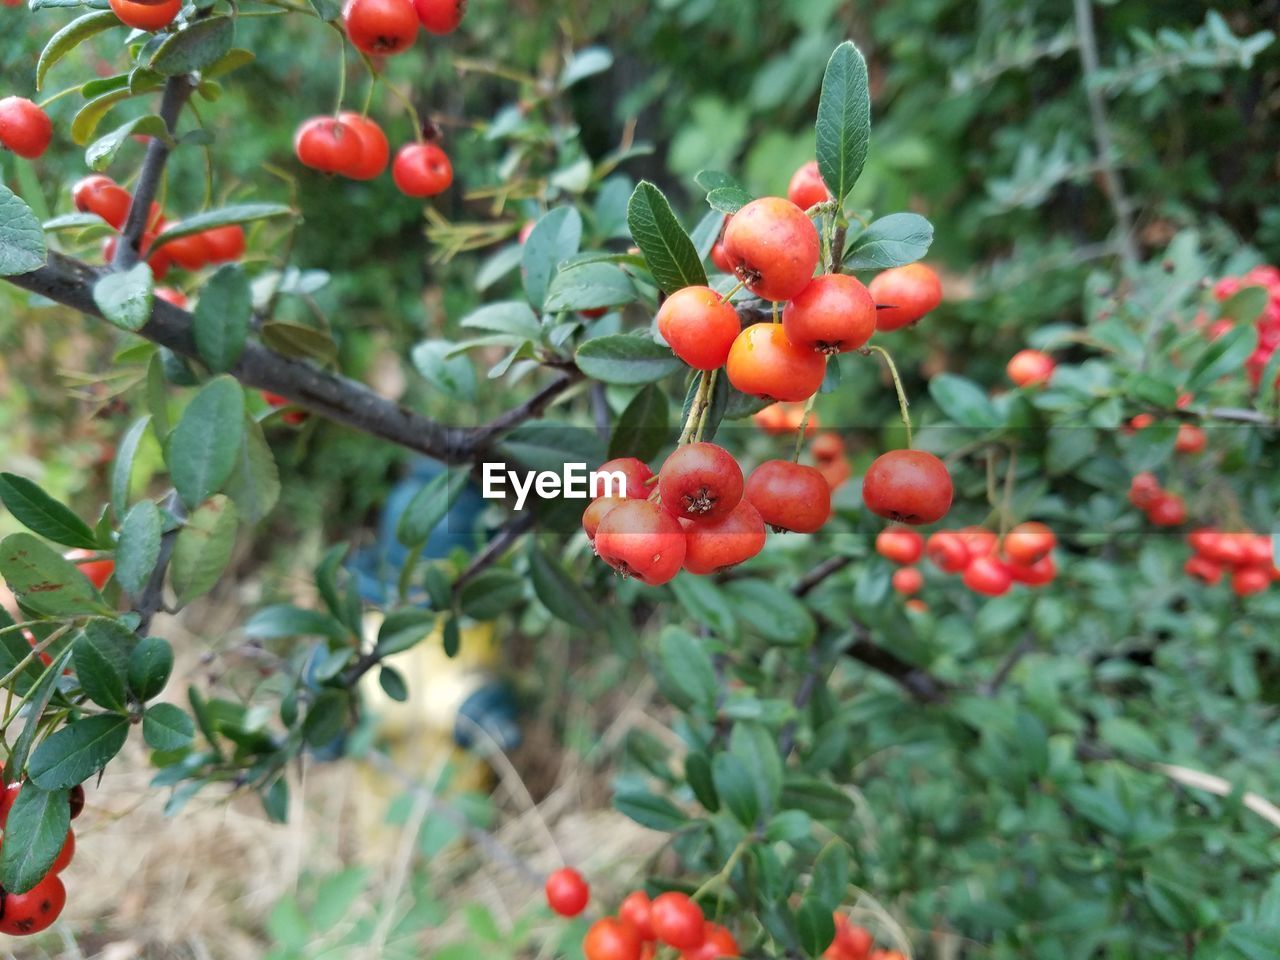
[135,490,184,634]
[468,368,585,451]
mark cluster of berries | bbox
[1185,528,1278,596]
[751,408,853,490]
[1128,472,1187,527]
[0,779,83,937]
[72,175,246,280]
[883,522,1060,598]
[1209,264,1280,389]
[824,913,903,960]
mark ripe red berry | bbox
[619,891,656,941]
[545,867,590,918]
[158,227,212,272]
[343,0,418,54]
[294,117,362,174]
[744,459,830,533]
[50,829,75,874]
[583,918,643,960]
[682,501,766,575]
[925,531,968,573]
[596,457,655,500]
[683,922,740,959]
[726,323,827,403]
[722,197,820,302]
[392,141,453,197]
[1127,413,1155,432]
[892,567,923,596]
[66,549,114,589]
[73,176,133,229]
[1003,521,1055,566]
[781,274,876,354]
[658,443,744,523]
[0,97,53,160]
[583,496,624,541]
[959,526,998,558]
[0,873,66,936]
[963,555,1013,596]
[413,0,465,34]
[875,526,924,565]
[829,916,874,959]
[1233,566,1271,596]
[1184,555,1223,585]
[810,432,844,462]
[338,112,391,180]
[1174,423,1206,454]
[594,500,687,586]
[1008,554,1056,586]
[109,0,181,30]
[710,241,733,274]
[68,784,85,821]
[862,450,953,525]
[203,224,246,263]
[1128,472,1161,510]
[1006,349,1055,388]
[656,286,741,370]
[1246,535,1274,567]
[650,892,705,951]
[868,263,942,331]
[786,160,831,211]
[1146,493,1186,527]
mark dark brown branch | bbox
[793,555,853,597]
[453,511,537,591]
[468,369,584,451]
[982,635,1034,696]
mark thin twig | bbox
[136,491,185,635]
[793,555,853,597]
[981,635,1034,696]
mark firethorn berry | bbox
[820,455,852,491]
[50,829,74,874]
[683,922,740,959]
[65,549,114,589]
[869,952,908,960]
[159,227,212,271]
[1185,555,1223,585]
[827,916,874,960]
[583,496,624,541]
[155,287,188,308]
[810,431,844,462]
[875,526,924,565]
[1246,534,1274,566]
[343,0,418,55]
[726,324,826,403]
[710,241,733,274]
[203,224,246,263]
[262,392,308,426]
[1175,422,1207,454]
[594,500,687,586]
[583,918,643,960]
[958,525,998,558]
[392,141,453,197]
[0,873,66,936]
[926,531,969,573]
[413,0,465,33]
[1233,567,1271,596]
[1008,554,1056,586]
[1127,413,1155,432]
[722,197,820,302]
[338,112,391,180]
[1128,472,1161,510]
[753,402,819,436]
[0,97,53,160]
[68,785,85,820]
[545,867,590,918]
[787,160,831,211]
[619,891,656,941]
[1147,492,1186,527]
[868,263,943,332]
[109,0,181,30]
[862,450,953,525]
[656,286,741,371]
[658,443,744,523]
[597,457,655,499]
[295,117,361,174]
[964,554,1013,597]
[650,892,706,951]
[682,501,766,575]
[892,567,923,596]
[1006,349,1055,388]
[744,460,830,533]
[1003,521,1055,566]
[782,273,876,354]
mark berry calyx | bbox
[868,263,942,331]
[781,273,876,354]
[744,460,830,533]
[108,0,181,31]
[0,97,53,160]
[413,0,465,34]
[722,197,820,302]
[658,443,744,523]
[1006,349,1055,388]
[392,141,453,197]
[650,892,705,951]
[786,160,831,211]
[545,867,590,918]
[681,500,766,575]
[862,450,953,525]
[594,500,687,586]
[726,323,827,403]
[656,286,741,371]
[343,0,419,55]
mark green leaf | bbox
[170,495,237,604]
[86,114,171,171]
[260,321,338,366]
[844,213,934,270]
[0,533,105,617]
[150,16,235,75]
[781,776,856,821]
[202,47,255,80]
[669,575,739,644]
[656,626,718,713]
[613,790,689,832]
[169,376,246,509]
[796,897,837,958]
[815,41,871,202]
[0,184,48,277]
[143,703,195,751]
[374,608,436,656]
[246,604,347,641]
[705,185,753,215]
[71,88,136,146]
[522,207,582,311]
[458,569,526,620]
[442,613,460,658]
[730,721,783,813]
[36,10,119,91]
[559,45,613,89]
[608,384,669,461]
[928,373,999,428]
[685,752,718,813]
[810,842,851,907]
[28,715,130,790]
[0,473,98,549]
[1224,924,1280,960]
[544,262,637,312]
[576,334,684,385]
[111,416,152,519]
[225,414,280,524]
[459,301,542,341]
[410,341,476,402]
[1187,324,1257,392]
[712,752,760,827]
[193,264,251,372]
[626,181,707,294]
[149,203,294,248]
[0,786,69,894]
[396,470,470,548]
[527,544,602,630]
[1218,285,1269,325]
[114,500,161,595]
[72,619,132,711]
[722,579,815,646]
[379,666,409,702]
[302,689,349,746]
[93,262,154,332]
[127,636,174,701]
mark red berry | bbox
[681,501,766,575]
[1174,423,1206,455]
[892,566,923,596]
[1127,413,1155,432]
[963,555,1013,596]
[1128,472,1161,510]
[68,785,84,821]
[0,873,66,936]
[786,160,831,211]
[869,264,942,331]
[50,829,74,874]
[343,0,418,55]
[1233,566,1271,596]
[682,922,740,959]
[722,197,819,302]
[862,450,953,525]
[65,549,114,589]
[413,0,465,34]
[1146,493,1186,527]
[651,893,705,951]
[958,525,998,558]
[203,225,246,263]
[545,867,590,918]
[392,142,453,197]
[744,460,830,533]
[1006,349,1055,388]
[810,432,844,462]
[1184,555,1223,585]
[726,324,827,403]
[875,526,924,565]
[596,457,655,500]
[109,0,181,30]
[781,273,876,354]
[583,918,643,960]
[1008,554,1056,587]
[338,112,391,180]
[619,891,656,941]
[710,241,733,274]
[1246,535,1274,567]
[0,97,53,160]
[158,227,212,272]
[294,117,362,174]
[656,286,741,371]
[594,501,687,586]
[658,443,744,523]
[925,531,969,573]
[1003,521,1056,566]
[583,495,624,541]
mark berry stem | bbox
[379,79,425,142]
[679,371,714,446]
[333,34,348,116]
[864,344,913,448]
[689,840,749,903]
[999,449,1018,535]
[695,369,719,442]
[791,392,818,462]
[719,280,745,303]
[772,301,779,324]
[36,86,81,110]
